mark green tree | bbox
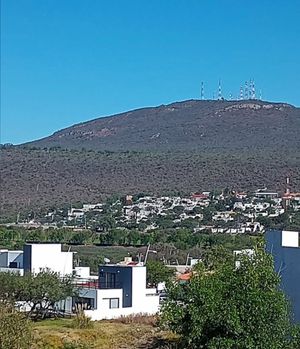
[0,270,76,320]
[99,215,116,232]
[146,260,175,287]
[161,244,296,349]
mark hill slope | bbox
[1,99,300,216]
[25,100,300,152]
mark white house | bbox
[74,263,160,320]
[23,243,73,276]
[0,243,160,320]
[0,243,73,277]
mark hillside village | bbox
[13,185,300,234]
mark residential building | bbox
[0,243,73,276]
[0,243,160,320]
[23,243,73,276]
[75,263,160,320]
[266,229,300,323]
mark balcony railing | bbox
[74,279,99,289]
[74,279,121,289]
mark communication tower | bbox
[245,81,249,99]
[201,82,204,100]
[251,79,256,99]
[286,177,291,195]
[240,86,244,100]
[218,80,222,100]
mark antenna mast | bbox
[218,79,222,100]
[201,81,204,100]
[240,86,244,100]
[286,177,290,195]
[245,81,248,99]
[251,79,256,99]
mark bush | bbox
[0,303,32,349]
[72,307,93,329]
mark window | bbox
[73,297,95,311]
[109,298,119,309]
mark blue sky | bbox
[1,0,300,144]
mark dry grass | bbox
[31,318,178,349]
[114,313,157,326]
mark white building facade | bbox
[0,243,160,320]
[75,264,160,320]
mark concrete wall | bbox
[25,244,73,276]
[84,288,123,320]
[74,266,90,278]
[266,229,300,323]
[0,267,24,275]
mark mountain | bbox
[24,100,300,152]
[1,99,300,217]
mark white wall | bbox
[131,266,147,309]
[74,266,90,278]
[282,231,299,248]
[85,288,123,320]
[30,244,73,276]
[0,267,24,276]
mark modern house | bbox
[0,243,160,320]
[265,229,300,323]
[75,264,160,320]
[0,243,73,276]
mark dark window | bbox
[9,262,18,268]
[107,272,116,288]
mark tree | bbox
[173,205,185,215]
[0,270,76,320]
[161,243,297,349]
[146,260,175,287]
[202,206,214,224]
[99,215,116,232]
[0,303,32,349]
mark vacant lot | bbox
[31,318,177,349]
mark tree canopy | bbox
[0,270,76,320]
[146,260,175,287]
[161,243,299,349]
